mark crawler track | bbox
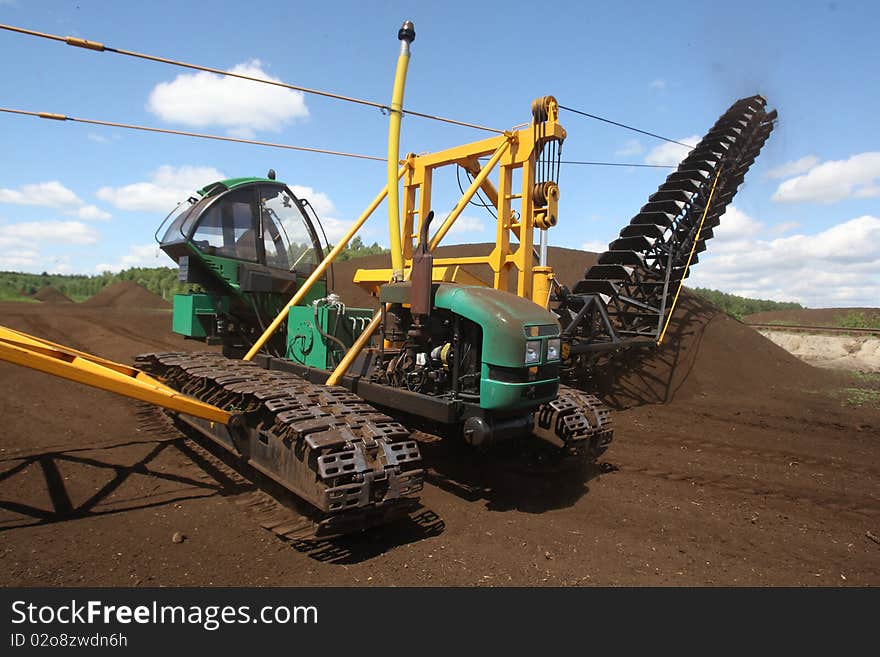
[135,351,424,539]
[534,385,613,459]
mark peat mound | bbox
[333,243,828,408]
[82,281,171,309]
[32,286,73,303]
[593,292,828,409]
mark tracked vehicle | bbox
[0,21,775,539]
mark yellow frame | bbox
[356,96,565,306]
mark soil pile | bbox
[334,243,828,408]
[31,286,73,303]
[746,307,880,325]
[595,292,829,408]
[82,281,171,309]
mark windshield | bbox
[259,185,319,270]
[159,193,206,244]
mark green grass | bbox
[840,387,880,407]
[836,371,880,407]
[850,371,880,384]
[834,311,880,330]
[0,290,38,303]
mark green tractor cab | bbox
[157,176,331,356]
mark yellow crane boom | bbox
[0,325,234,425]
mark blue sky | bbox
[0,0,877,307]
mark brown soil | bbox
[31,286,73,304]
[746,307,880,325]
[82,280,171,309]
[1,248,878,587]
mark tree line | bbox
[0,267,189,302]
[688,287,803,320]
[0,238,391,302]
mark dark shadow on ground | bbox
[417,432,607,513]
[591,294,718,410]
[0,435,248,531]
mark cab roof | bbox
[197,177,286,198]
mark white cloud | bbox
[644,135,701,166]
[0,249,41,271]
[0,181,81,207]
[0,221,100,272]
[772,151,880,203]
[433,214,487,243]
[650,79,666,90]
[147,60,309,135]
[0,181,112,221]
[615,139,643,157]
[71,204,112,221]
[290,185,335,218]
[715,206,762,239]
[0,250,72,274]
[97,165,226,213]
[286,185,354,243]
[581,240,609,253]
[96,244,165,273]
[688,207,880,307]
[765,155,819,179]
[771,220,800,235]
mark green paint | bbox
[286,304,374,369]
[198,177,284,198]
[433,284,559,367]
[479,369,559,410]
[172,293,229,338]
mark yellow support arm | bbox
[0,325,233,425]
[243,168,405,361]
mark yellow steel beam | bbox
[243,169,405,361]
[352,264,488,296]
[461,157,500,208]
[429,139,511,250]
[364,98,566,302]
[0,325,233,425]
[330,98,566,385]
[325,308,382,386]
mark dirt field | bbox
[1,273,878,586]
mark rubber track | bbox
[134,351,424,537]
[534,385,614,459]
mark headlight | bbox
[525,340,541,365]
[546,338,561,361]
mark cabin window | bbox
[259,186,316,271]
[190,188,259,262]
